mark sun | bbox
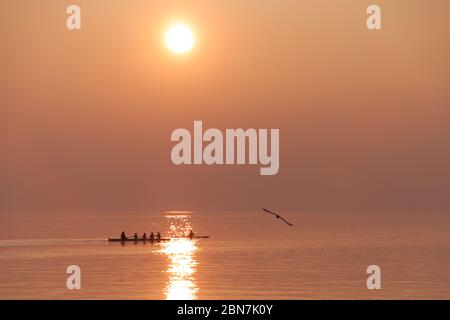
[166,24,195,54]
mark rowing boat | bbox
[107,236,209,242]
[107,238,170,242]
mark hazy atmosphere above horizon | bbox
[1,0,449,213]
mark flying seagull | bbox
[262,208,294,226]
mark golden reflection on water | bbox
[159,214,198,300]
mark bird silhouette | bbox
[262,208,294,226]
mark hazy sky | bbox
[1,0,449,212]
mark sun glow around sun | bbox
[166,24,195,54]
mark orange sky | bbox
[1,0,449,212]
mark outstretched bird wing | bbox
[262,208,294,226]
[262,208,278,216]
[279,216,294,226]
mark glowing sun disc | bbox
[166,24,195,54]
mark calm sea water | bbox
[0,211,449,299]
